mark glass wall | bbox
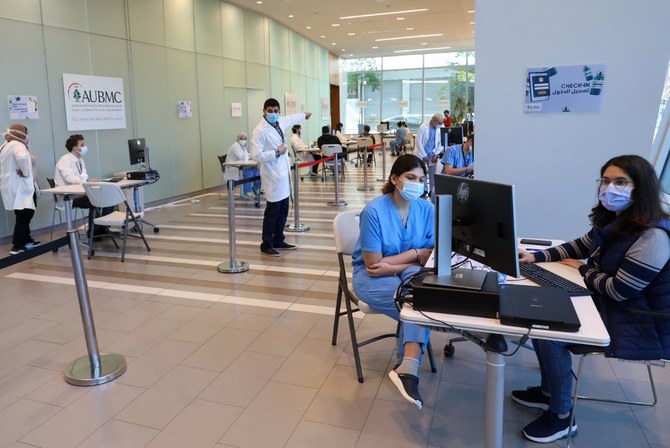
[340,51,475,134]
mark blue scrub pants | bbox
[352,264,430,362]
[241,167,260,195]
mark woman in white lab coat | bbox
[226,133,260,198]
[0,124,39,255]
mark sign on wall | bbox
[321,98,329,120]
[62,74,126,131]
[524,64,607,113]
[178,100,192,118]
[8,95,39,119]
[231,102,242,117]
[284,93,298,115]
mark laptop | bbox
[499,284,581,332]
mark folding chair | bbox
[82,182,150,262]
[331,211,437,383]
[47,177,86,241]
[321,144,345,181]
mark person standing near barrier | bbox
[415,113,443,198]
[252,98,311,257]
[55,134,114,240]
[0,124,39,255]
[226,133,260,199]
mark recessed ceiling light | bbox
[471,30,475,33]
[341,49,346,51]
[348,32,356,36]
[372,46,378,49]
[470,21,475,24]
[331,23,340,27]
[306,26,311,29]
[421,42,428,45]
[256,1,262,3]
[406,27,414,31]
[375,33,442,42]
[288,14,294,18]
[340,9,428,20]
[393,46,452,53]
[467,10,475,13]
[396,17,405,21]
[349,53,353,56]
[331,42,337,45]
[320,35,325,38]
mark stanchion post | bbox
[217,180,249,273]
[377,140,387,182]
[64,229,126,386]
[357,146,374,192]
[327,154,347,207]
[286,161,310,232]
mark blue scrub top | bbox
[442,144,474,177]
[352,194,435,268]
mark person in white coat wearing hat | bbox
[0,124,39,255]
[251,98,311,257]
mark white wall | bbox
[475,0,670,240]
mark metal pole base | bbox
[217,261,249,273]
[285,223,310,232]
[376,177,385,181]
[327,200,348,207]
[64,353,127,386]
[357,186,375,191]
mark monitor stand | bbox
[421,268,488,291]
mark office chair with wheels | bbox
[83,182,150,262]
[565,309,670,447]
[217,154,227,199]
[331,211,437,383]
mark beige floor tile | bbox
[24,375,91,407]
[199,351,286,407]
[0,339,62,380]
[0,301,60,333]
[181,327,261,372]
[145,399,242,448]
[96,301,174,333]
[0,399,62,448]
[355,398,433,448]
[0,366,59,411]
[272,337,343,388]
[116,338,201,388]
[246,313,317,357]
[225,312,278,332]
[303,365,383,431]
[20,382,144,448]
[0,318,60,353]
[76,419,160,448]
[102,317,187,358]
[115,365,218,429]
[284,420,360,448]
[32,310,120,345]
[220,381,317,448]
[158,304,208,322]
[168,308,240,343]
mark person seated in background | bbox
[390,121,408,157]
[317,125,344,161]
[358,125,376,166]
[513,154,670,443]
[442,110,452,127]
[334,122,348,161]
[55,134,114,240]
[290,124,317,176]
[226,133,260,199]
[442,133,474,178]
[352,154,434,409]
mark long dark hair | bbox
[382,154,426,194]
[589,155,669,235]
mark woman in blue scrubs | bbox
[352,154,434,409]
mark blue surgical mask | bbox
[598,183,633,212]
[399,179,424,202]
[79,145,89,156]
[266,113,280,124]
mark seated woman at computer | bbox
[55,134,114,239]
[514,154,670,443]
[352,154,434,409]
[442,133,474,178]
[226,133,260,199]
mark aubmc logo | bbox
[67,82,122,104]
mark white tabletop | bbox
[41,179,146,195]
[222,160,258,167]
[294,147,321,153]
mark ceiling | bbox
[225,0,476,59]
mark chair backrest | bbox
[83,182,126,208]
[46,177,55,188]
[357,137,373,149]
[218,155,227,172]
[321,144,343,157]
[333,211,361,255]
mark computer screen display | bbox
[357,124,366,135]
[434,174,519,278]
[441,126,464,147]
[378,121,389,132]
[128,138,146,165]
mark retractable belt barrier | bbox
[286,156,337,231]
[357,143,383,192]
[0,233,127,386]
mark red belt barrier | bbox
[297,155,335,169]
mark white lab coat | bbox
[225,141,249,180]
[414,122,443,165]
[290,133,308,163]
[0,140,35,211]
[55,152,88,186]
[251,113,306,203]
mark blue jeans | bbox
[352,264,430,362]
[241,167,260,195]
[533,338,574,414]
[390,138,404,152]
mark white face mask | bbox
[239,139,247,147]
[79,145,89,156]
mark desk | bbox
[222,160,260,202]
[400,244,610,448]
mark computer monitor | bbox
[128,138,147,166]
[357,124,366,135]
[441,126,464,147]
[378,121,389,132]
[426,174,519,290]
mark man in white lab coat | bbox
[414,113,444,197]
[251,98,311,257]
[0,124,39,255]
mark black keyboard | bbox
[104,177,124,183]
[519,263,591,296]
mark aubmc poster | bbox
[63,74,126,131]
[524,63,607,113]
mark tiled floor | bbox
[0,158,669,447]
